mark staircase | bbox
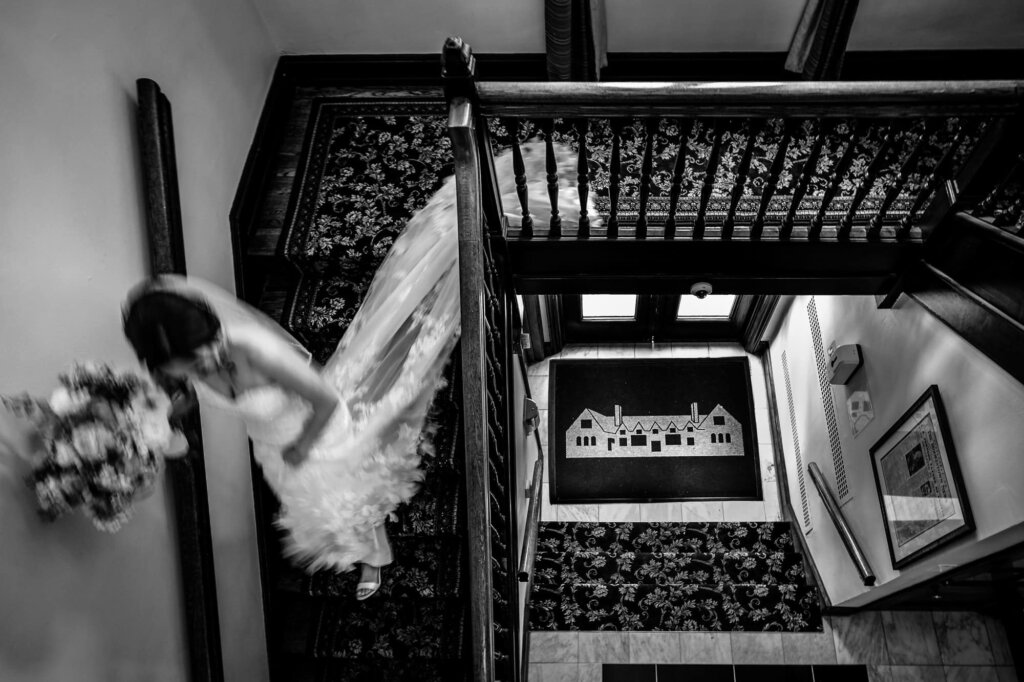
[530,521,823,633]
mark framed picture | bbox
[869,386,974,569]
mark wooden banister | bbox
[475,81,1024,118]
[449,95,496,682]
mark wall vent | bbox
[807,297,849,500]
[782,350,812,530]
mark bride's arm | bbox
[235,337,339,465]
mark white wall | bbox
[767,295,1024,607]
[0,1,277,680]
[249,0,1024,56]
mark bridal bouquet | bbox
[2,362,185,532]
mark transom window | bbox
[676,295,737,320]
[581,295,637,320]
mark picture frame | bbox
[869,385,974,570]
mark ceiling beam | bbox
[786,0,861,79]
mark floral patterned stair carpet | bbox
[530,521,823,632]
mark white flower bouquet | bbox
[2,363,186,532]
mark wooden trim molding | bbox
[135,78,225,682]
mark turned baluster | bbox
[576,119,591,239]
[543,119,562,239]
[723,119,762,240]
[607,119,623,239]
[839,122,902,240]
[898,125,968,240]
[506,118,534,239]
[636,119,657,240]
[751,120,794,241]
[664,118,694,240]
[809,121,862,241]
[694,121,726,240]
[868,121,933,240]
[781,121,825,240]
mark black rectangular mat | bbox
[549,358,762,503]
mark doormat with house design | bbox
[549,358,762,503]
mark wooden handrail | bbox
[807,461,876,586]
[517,448,545,581]
[449,95,496,682]
[476,80,1024,118]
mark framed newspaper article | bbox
[870,386,974,569]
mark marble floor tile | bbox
[722,500,767,522]
[782,618,837,665]
[707,343,745,358]
[532,631,580,663]
[597,344,636,358]
[679,631,732,664]
[629,632,682,663]
[885,666,943,682]
[983,615,1014,666]
[754,408,773,445]
[556,504,600,522]
[532,663,581,682]
[934,612,995,666]
[578,662,602,682]
[867,665,894,682]
[560,345,600,359]
[598,503,642,522]
[833,611,890,665]
[579,631,629,663]
[540,483,557,522]
[678,501,725,522]
[670,343,711,358]
[731,632,784,664]
[882,611,940,665]
[635,343,675,358]
[533,375,550,408]
[762,484,782,522]
[639,502,683,522]
[945,666,1000,682]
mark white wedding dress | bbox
[181,142,589,574]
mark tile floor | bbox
[525,343,1018,682]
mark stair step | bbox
[277,535,465,600]
[533,549,807,586]
[276,593,467,660]
[530,582,822,632]
[538,521,797,555]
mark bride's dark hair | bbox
[123,289,222,369]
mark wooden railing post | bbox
[445,38,497,680]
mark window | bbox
[576,436,582,446]
[665,434,681,446]
[631,435,647,446]
[725,433,731,443]
[687,437,695,446]
[651,441,661,452]
[619,438,627,446]
[581,294,637,320]
[711,434,717,443]
[652,429,659,434]
[669,428,676,433]
[580,419,592,429]
[687,426,693,432]
[676,294,737,320]
[713,416,725,426]
[608,438,614,451]
[620,429,626,435]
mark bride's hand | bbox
[283,440,311,467]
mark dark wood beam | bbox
[785,0,860,80]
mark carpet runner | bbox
[530,521,823,632]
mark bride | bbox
[121,141,587,600]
